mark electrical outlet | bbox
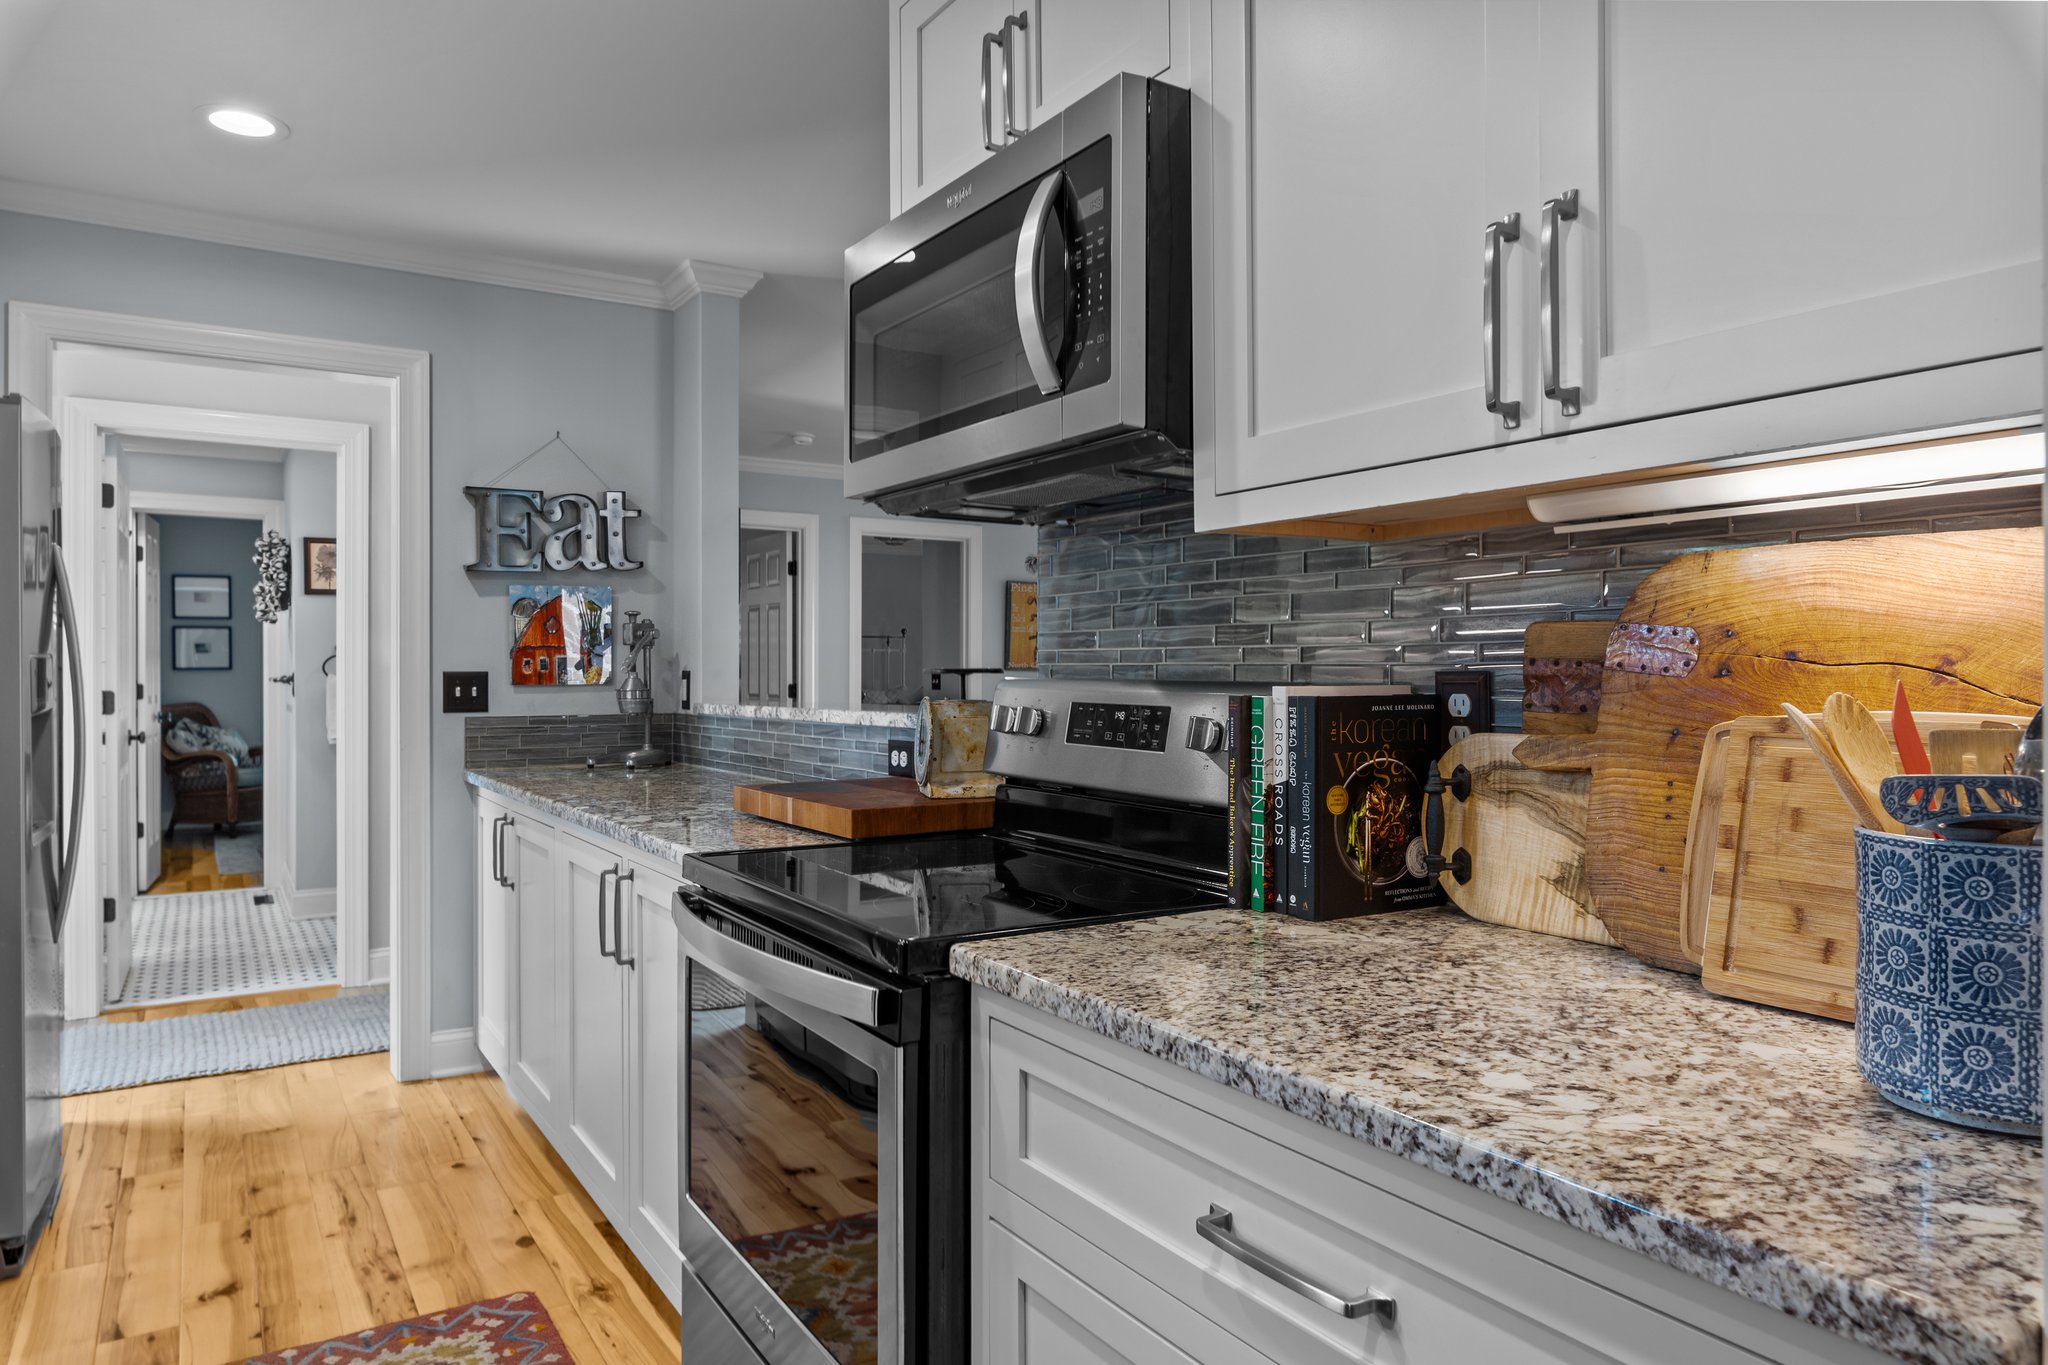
[1434,670,1493,750]
[887,738,916,778]
[442,671,490,713]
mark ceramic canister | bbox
[1852,826,2042,1135]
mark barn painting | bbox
[509,584,613,686]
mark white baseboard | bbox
[288,886,337,921]
[368,946,391,985]
[429,1026,487,1078]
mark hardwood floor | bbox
[143,836,259,897]
[0,1039,682,1363]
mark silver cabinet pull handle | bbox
[1196,1205,1395,1323]
[491,815,506,887]
[980,30,1005,153]
[999,12,1028,141]
[1014,168,1070,395]
[1540,189,1581,416]
[597,867,616,961]
[498,816,515,889]
[614,868,636,969]
[1481,211,1521,430]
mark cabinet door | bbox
[1209,0,1543,497]
[556,832,631,1210]
[1015,0,1173,133]
[1537,0,2043,437]
[983,1221,1225,1365]
[473,795,513,1074]
[623,860,684,1303]
[898,0,1006,212]
[505,815,566,1129]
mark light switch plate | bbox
[443,671,490,713]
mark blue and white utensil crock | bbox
[1853,777,2041,1135]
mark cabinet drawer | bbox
[984,1218,1237,1365]
[987,1017,1760,1365]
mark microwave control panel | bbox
[1062,137,1114,392]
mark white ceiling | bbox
[0,0,890,465]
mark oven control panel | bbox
[985,679,1234,807]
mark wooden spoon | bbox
[1780,703,1891,832]
[1820,693,1906,834]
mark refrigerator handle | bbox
[49,546,85,941]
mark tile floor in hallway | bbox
[120,889,335,1009]
[0,1025,681,1364]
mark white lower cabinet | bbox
[471,792,686,1304]
[974,990,1896,1365]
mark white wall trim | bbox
[661,259,764,309]
[0,181,767,313]
[428,1026,488,1079]
[288,887,338,922]
[739,455,842,480]
[739,509,822,709]
[9,302,435,1081]
[368,945,391,985]
[847,515,987,709]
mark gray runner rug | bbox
[61,991,389,1095]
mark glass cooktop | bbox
[683,832,1228,978]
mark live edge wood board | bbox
[732,777,995,839]
[1586,527,2043,973]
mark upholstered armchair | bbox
[160,701,264,835]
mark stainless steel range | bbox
[672,679,1234,1363]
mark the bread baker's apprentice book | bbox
[1282,692,1446,919]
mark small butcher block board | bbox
[732,777,995,839]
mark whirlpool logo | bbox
[947,183,972,210]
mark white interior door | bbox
[739,529,793,706]
[135,513,161,892]
[98,457,134,1003]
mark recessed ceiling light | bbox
[203,107,285,139]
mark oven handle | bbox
[1014,168,1069,396]
[674,895,883,1027]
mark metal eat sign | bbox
[463,486,643,573]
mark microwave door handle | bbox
[1014,168,1069,396]
[674,896,882,1026]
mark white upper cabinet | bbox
[1209,0,1541,497]
[1537,0,2044,437]
[892,0,1184,215]
[1196,0,2044,531]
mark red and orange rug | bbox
[245,1292,574,1363]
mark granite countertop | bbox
[466,762,839,864]
[953,909,2043,1365]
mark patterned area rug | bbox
[124,888,335,1006]
[733,1213,879,1365]
[245,1292,573,1363]
[62,991,388,1095]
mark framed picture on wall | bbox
[171,575,232,619]
[1004,580,1038,671]
[303,538,337,596]
[172,626,233,671]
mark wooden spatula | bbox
[1891,679,1931,775]
[1927,726,2022,776]
[1821,693,1906,834]
[1780,703,1891,831]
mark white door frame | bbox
[739,508,819,708]
[61,402,373,1008]
[847,515,986,708]
[8,302,434,1079]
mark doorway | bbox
[740,528,796,705]
[847,517,986,707]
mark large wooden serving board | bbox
[1521,620,1612,735]
[733,777,995,839]
[1435,735,1617,946]
[1587,527,2043,972]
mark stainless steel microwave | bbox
[843,73,1190,521]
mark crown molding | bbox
[662,259,765,308]
[739,454,843,481]
[0,178,767,313]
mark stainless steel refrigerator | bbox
[0,395,80,1276]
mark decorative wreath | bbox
[253,529,291,623]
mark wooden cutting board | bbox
[1587,527,2044,972]
[1686,711,2028,1018]
[732,778,995,839]
[1521,620,1613,735]
[1434,734,1617,946]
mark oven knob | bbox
[1185,715,1224,752]
[993,704,1047,737]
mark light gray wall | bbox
[157,515,264,743]
[284,450,338,891]
[739,469,1038,707]
[120,446,286,500]
[1,208,671,1033]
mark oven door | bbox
[675,894,910,1365]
